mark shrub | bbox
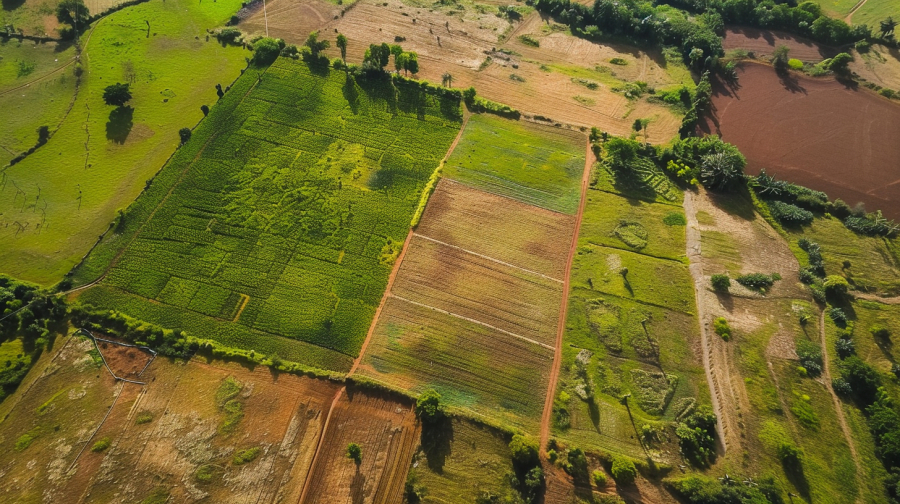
[415,389,443,424]
[566,447,589,481]
[836,338,856,359]
[135,412,153,424]
[713,317,731,341]
[767,200,814,225]
[698,142,746,191]
[252,37,285,65]
[788,58,803,70]
[610,456,637,485]
[871,325,891,339]
[676,405,718,466]
[179,128,192,145]
[91,437,111,452]
[519,34,540,47]
[195,464,217,483]
[610,58,627,65]
[510,434,540,469]
[592,470,608,487]
[736,273,777,291]
[833,377,853,396]
[346,442,362,464]
[216,27,242,44]
[840,356,881,405]
[829,307,848,326]
[824,275,850,297]
[663,212,687,226]
[710,274,730,292]
[233,446,261,465]
[777,442,803,464]
[796,340,822,378]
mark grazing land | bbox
[703,62,900,220]
[0,333,343,503]
[444,114,585,213]
[75,57,462,372]
[0,0,249,285]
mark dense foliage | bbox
[676,405,718,466]
[666,475,783,504]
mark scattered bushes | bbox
[710,274,730,293]
[713,317,731,341]
[666,475,782,504]
[796,340,822,377]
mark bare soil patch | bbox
[724,27,835,62]
[703,62,900,220]
[416,179,575,278]
[242,0,342,42]
[300,387,418,504]
[94,338,153,380]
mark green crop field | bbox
[443,114,585,214]
[0,0,248,285]
[76,57,462,372]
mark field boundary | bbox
[415,233,563,283]
[539,135,592,451]
[297,386,346,504]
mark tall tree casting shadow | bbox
[421,415,454,474]
[106,106,134,144]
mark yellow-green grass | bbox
[785,216,900,295]
[74,58,462,372]
[580,189,687,262]
[443,113,585,214]
[813,0,865,18]
[0,69,77,165]
[0,0,58,38]
[851,300,900,375]
[0,0,248,285]
[0,39,76,91]
[853,0,900,30]
[407,418,518,504]
[591,162,683,205]
[356,296,553,433]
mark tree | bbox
[880,17,897,39]
[253,37,285,65]
[610,456,637,485]
[102,83,132,106]
[772,44,790,71]
[200,104,209,116]
[441,72,453,87]
[304,31,330,59]
[336,33,348,62]
[415,389,443,424]
[394,51,408,74]
[711,274,731,292]
[346,442,361,465]
[698,142,746,191]
[824,274,850,297]
[404,51,419,75]
[509,434,539,469]
[37,125,50,145]
[362,43,391,72]
[56,0,89,32]
[179,128,191,145]
[828,52,853,74]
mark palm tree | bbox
[880,17,897,39]
[336,33,348,62]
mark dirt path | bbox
[682,190,729,455]
[818,308,863,486]
[855,292,900,305]
[297,386,346,504]
[845,0,867,24]
[539,137,593,452]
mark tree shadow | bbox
[350,466,366,504]
[587,397,601,431]
[783,461,811,502]
[343,74,359,114]
[421,415,454,474]
[106,106,134,144]
[714,290,734,312]
[1,0,26,11]
[776,68,807,95]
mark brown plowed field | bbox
[95,339,153,379]
[355,296,554,431]
[0,335,344,504]
[242,0,342,41]
[301,388,419,504]
[723,27,835,62]
[702,62,900,220]
[391,235,563,346]
[415,179,576,279]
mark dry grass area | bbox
[851,44,900,91]
[391,234,564,347]
[416,179,576,279]
[301,387,418,504]
[0,334,344,503]
[241,0,684,141]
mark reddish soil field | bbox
[723,27,835,62]
[300,387,418,504]
[94,339,153,379]
[415,180,576,279]
[702,62,900,220]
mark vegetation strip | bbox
[390,294,554,350]
[414,233,563,284]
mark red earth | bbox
[702,62,900,220]
[723,26,836,62]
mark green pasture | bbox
[75,57,462,372]
[0,0,248,285]
[813,0,900,28]
[580,189,687,262]
[786,216,900,295]
[443,113,585,214]
[592,161,683,204]
[0,39,76,91]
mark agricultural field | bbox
[0,332,344,503]
[703,62,900,221]
[301,387,418,504]
[723,27,834,62]
[0,0,249,285]
[444,114,585,213]
[75,57,462,372]
[813,0,900,27]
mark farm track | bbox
[682,190,730,456]
[846,0,867,23]
[539,136,592,452]
[297,385,346,504]
[818,308,864,494]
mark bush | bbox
[415,389,443,424]
[833,377,853,396]
[233,446,261,465]
[788,58,804,70]
[736,273,777,291]
[840,356,881,405]
[796,340,823,378]
[251,37,285,65]
[836,338,856,359]
[871,325,891,339]
[777,442,803,464]
[713,317,731,341]
[710,274,730,292]
[179,128,192,145]
[824,275,850,297]
[91,437,111,452]
[698,142,746,191]
[519,34,540,47]
[676,405,718,466]
[135,412,153,424]
[346,442,362,464]
[510,434,540,469]
[592,470,608,487]
[216,27,242,44]
[610,456,637,485]
[829,307,848,326]
[767,200,814,225]
[565,447,589,482]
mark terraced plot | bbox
[77,57,462,372]
[443,114,585,214]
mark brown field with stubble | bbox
[723,27,835,62]
[415,180,575,279]
[241,0,682,141]
[702,62,900,220]
[0,334,344,504]
[301,387,419,504]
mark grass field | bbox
[443,114,585,214]
[0,0,248,285]
[814,0,900,27]
[75,57,462,372]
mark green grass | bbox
[232,446,260,465]
[0,0,248,285]
[443,113,585,214]
[75,58,462,372]
[854,0,900,29]
[90,436,111,452]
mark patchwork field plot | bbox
[301,388,418,504]
[76,57,462,372]
[0,334,343,503]
[444,114,585,213]
[356,178,575,431]
[356,296,554,431]
[0,0,249,284]
[703,62,900,221]
[415,179,575,279]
